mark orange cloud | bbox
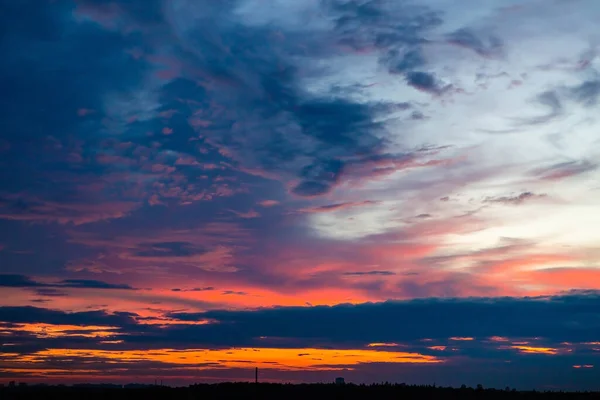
[509,346,558,355]
[3,323,120,339]
[427,346,447,351]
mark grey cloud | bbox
[570,80,600,106]
[343,270,396,276]
[221,290,248,296]
[484,192,546,206]
[171,287,215,292]
[517,91,563,126]
[446,28,503,57]
[532,160,597,181]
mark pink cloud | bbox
[229,209,260,219]
[0,199,139,225]
[259,200,280,207]
[77,108,95,117]
[73,1,124,30]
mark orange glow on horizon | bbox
[1,347,442,376]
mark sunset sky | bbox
[1,0,600,390]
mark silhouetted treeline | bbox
[1,382,599,400]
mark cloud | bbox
[0,274,42,288]
[5,292,600,353]
[165,292,600,345]
[298,201,379,213]
[532,160,597,181]
[221,290,248,296]
[228,209,260,219]
[3,293,600,388]
[343,271,396,276]
[171,287,215,292]
[570,80,600,106]
[0,306,138,327]
[415,214,431,219]
[446,28,503,57]
[2,0,600,388]
[32,288,69,298]
[0,274,135,290]
[258,200,280,207]
[0,196,139,225]
[484,192,546,206]
[58,279,135,290]
[66,225,249,273]
[405,71,447,95]
[514,91,564,126]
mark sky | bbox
[1,0,600,391]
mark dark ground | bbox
[1,383,599,400]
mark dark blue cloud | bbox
[0,306,138,327]
[387,49,426,73]
[2,294,600,389]
[326,0,446,97]
[133,241,206,258]
[406,71,444,94]
[0,274,41,287]
[4,293,600,353]
[59,279,135,290]
[328,0,442,52]
[291,181,333,197]
[0,274,135,290]
[163,292,600,345]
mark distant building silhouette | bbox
[8,381,15,388]
[335,377,345,385]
